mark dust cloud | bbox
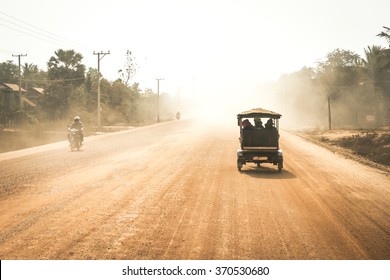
[0,127,66,153]
[179,67,386,132]
[267,68,390,131]
[178,82,294,130]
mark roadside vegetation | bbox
[271,27,390,130]
[270,27,390,168]
[0,49,179,128]
[1,27,390,166]
[338,131,390,166]
[301,129,390,167]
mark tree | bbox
[361,45,390,126]
[85,67,98,94]
[310,49,366,127]
[375,27,390,96]
[47,49,85,87]
[377,26,390,46]
[0,60,18,83]
[118,50,138,87]
[315,49,362,99]
[110,79,129,107]
[362,45,390,90]
[22,63,40,90]
[82,68,98,111]
[43,49,86,120]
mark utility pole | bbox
[156,78,164,122]
[12,54,27,111]
[93,51,110,129]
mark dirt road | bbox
[0,119,389,259]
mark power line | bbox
[0,11,91,48]
[0,22,70,47]
[0,16,69,46]
[0,11,96,73]
[0,11,92,50]
[23,77,85,82]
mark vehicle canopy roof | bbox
[237,108,282,119]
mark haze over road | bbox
[0,119,389,259]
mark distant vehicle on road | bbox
[237,108,283,172]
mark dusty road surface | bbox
[0,119,389,259]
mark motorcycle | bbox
[68,128,82,151]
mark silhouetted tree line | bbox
[274,27,390,128]
[0,49,176,127]
[2,27,390,128]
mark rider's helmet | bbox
[74,116,80,122]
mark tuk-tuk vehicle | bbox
[237,108,283,172]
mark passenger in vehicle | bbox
[254,118,264,128]
[265,118,276,130]
[242,119,254,130]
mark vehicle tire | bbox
[237,162,243,171]
[277,161,283,172]
[75,138,81,151]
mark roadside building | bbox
[27,87,46,105]
[0,82,37,126]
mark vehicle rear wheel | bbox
[237,162,243,171]
[75,139,81,151]
[277,161,283,172]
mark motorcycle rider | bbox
[68,116,84,143]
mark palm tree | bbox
[362,45,390,126]
[43,49,86,119]
[22,63,39,90]
[362,45,389,85]
[47,49,85,87]
[377,26,390,46]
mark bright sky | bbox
[1,0,389,101]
